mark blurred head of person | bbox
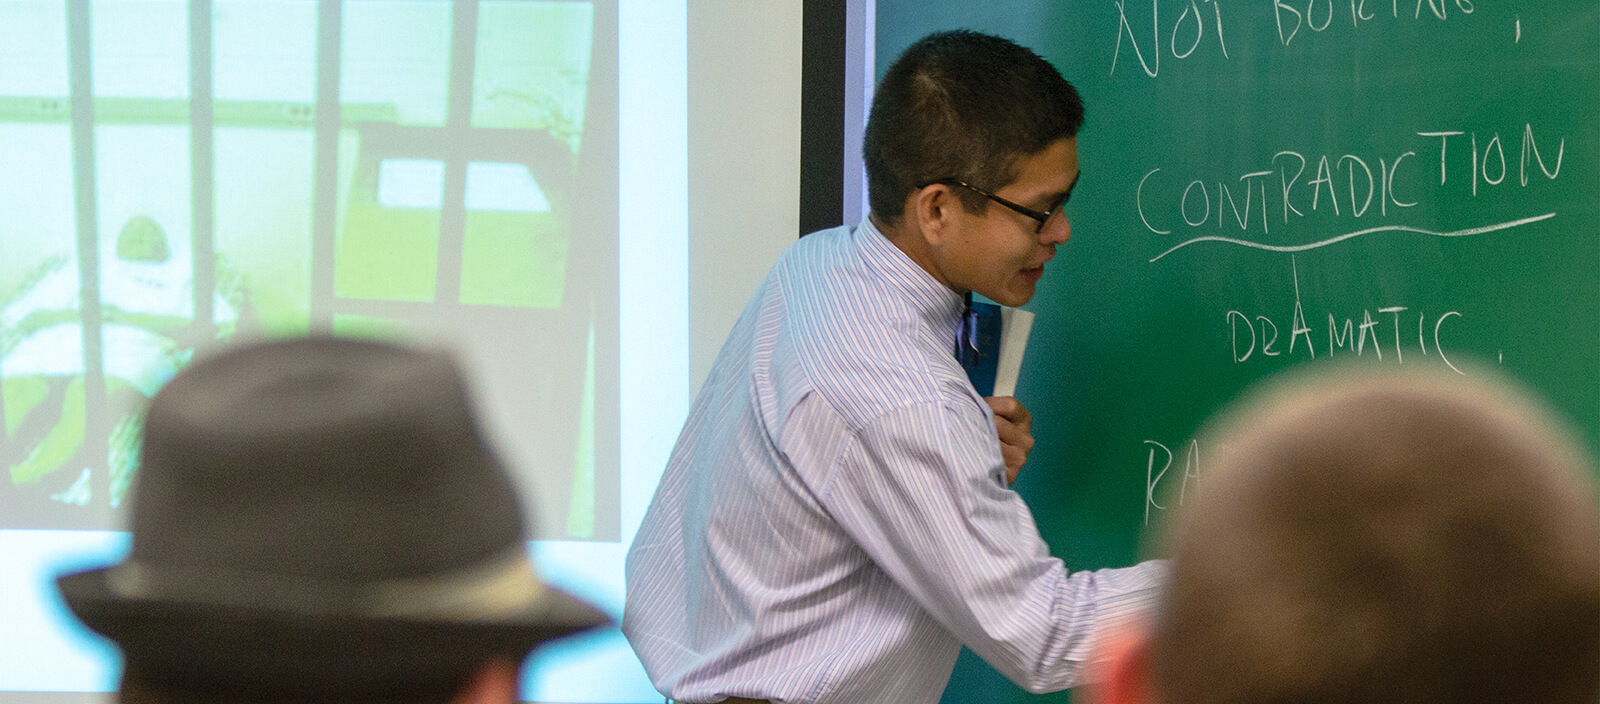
[1091,363,1600,704]
[56,336,609,704]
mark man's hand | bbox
[986,396,1034,484]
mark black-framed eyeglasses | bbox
[918,178,1059,232]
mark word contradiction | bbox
[1140,124,1564,261]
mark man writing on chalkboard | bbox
[624,31,1165,703]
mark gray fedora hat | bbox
[55,336,608,697]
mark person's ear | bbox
[450,659,520,704]
[1084,625,1158,704]
[912,183,958,246]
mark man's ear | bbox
[450,659,520,704]
[1084,625,1159,704]
[911,183,958,246]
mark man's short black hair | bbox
[863,30,1084,222]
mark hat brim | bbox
[56,564,610,697]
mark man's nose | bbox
[1039,211,1071,245]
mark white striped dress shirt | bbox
[623,220,1165,704]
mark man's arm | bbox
[818,399,1165,693]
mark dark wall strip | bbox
[799,0,848,237]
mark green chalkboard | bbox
[874,2,1600,702]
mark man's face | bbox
[931,137,1078,307]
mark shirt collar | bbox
[855,218,967,343]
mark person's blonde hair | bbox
[1154,363,1600,704]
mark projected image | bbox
[1,122,230,520]
[0,0,618,540]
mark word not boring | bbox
[1111,0,1231,77]
[1111,0,1485,77]
[1274,0,1476,46]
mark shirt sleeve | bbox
[814,397,1167,693]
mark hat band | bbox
[104,547,546,621]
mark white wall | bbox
[687,0,803,392]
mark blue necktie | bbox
[956,291,979,369]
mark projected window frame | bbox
[0,0,621,543]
